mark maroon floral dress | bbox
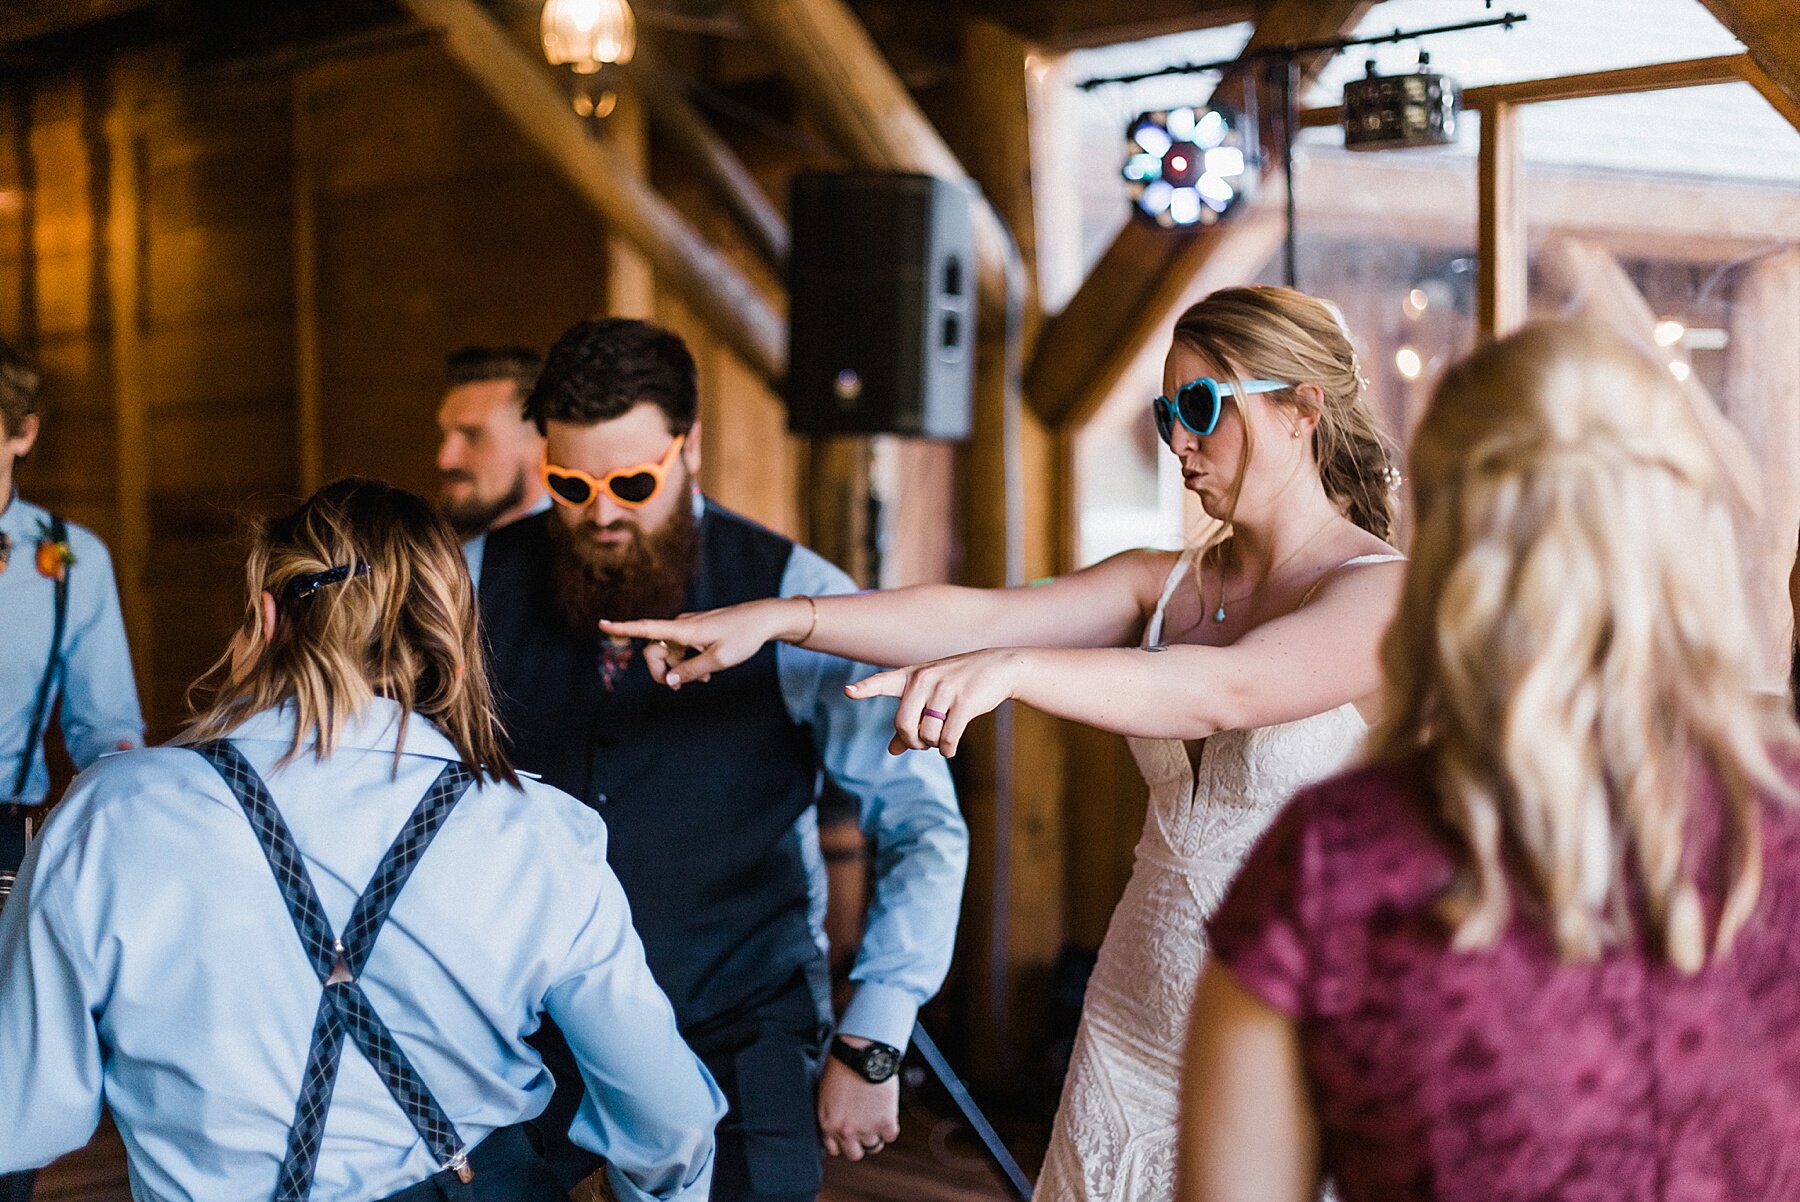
[1209,755,1800,1202]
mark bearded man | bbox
[468,318,967,1202]
[435,345,548,544]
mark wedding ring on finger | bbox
[921,707,948,723]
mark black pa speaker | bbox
[787,172,976,440]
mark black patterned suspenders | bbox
[194,740,477,1202]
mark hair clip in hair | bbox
[286,561,371,601]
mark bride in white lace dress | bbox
[600,287,1405,1200]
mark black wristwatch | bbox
[830,1036,902,1083]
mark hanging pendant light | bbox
[541,0,637,74]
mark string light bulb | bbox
[542,0,637,74]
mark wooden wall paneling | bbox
[308,40,609,499]
[1725,248,1800,667]
[294,74,324,493]
[134,68,298,730]
[104,55,153,702]
[0,87,34,344]
[396,0,787,387]
[18,68,116,534]
[1476,100,1525,341]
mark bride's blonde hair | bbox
[1374,320,1797,972]
[1173,285,1398,541]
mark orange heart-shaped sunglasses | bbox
[542,432,687,510]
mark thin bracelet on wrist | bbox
[793,594,820,647]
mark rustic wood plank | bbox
[1476,99,1525,341]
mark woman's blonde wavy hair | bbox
[1173,285,1399,542]
[1374,320,1797,972]
[182,477,516,785]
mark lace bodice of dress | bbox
[1126,545,1399,868]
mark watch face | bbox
[863,1046,900,1082]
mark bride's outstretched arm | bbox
[599,548,1170,686]
[848,558,1403,753]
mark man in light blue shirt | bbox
[0,475,724,1202]
[0,339,145,810]
[0,339,144,1202]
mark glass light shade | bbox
[542,0,637,73]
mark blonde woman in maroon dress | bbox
[1182,320,1800,1202]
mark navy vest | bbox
[477,504,823,1031]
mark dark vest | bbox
[477,504,823,1032]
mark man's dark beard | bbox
[547,498,700,635]
[439,470,527,539]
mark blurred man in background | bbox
[436,345,548,550]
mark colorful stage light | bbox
[1124,105,1256,230]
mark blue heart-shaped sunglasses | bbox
[1153,377,1293,445]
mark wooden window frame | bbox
[1298,51,1778,340]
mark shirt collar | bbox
[226,696,463,762]
[0,489,43,539]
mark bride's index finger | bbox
[845,669,906,700]
[599,617,679,642]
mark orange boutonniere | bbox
[35,519,75,582]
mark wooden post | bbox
[397,0,785,386]
[1477,99,1526,341]
[1726,248,1800,671]
[600,84,655,319]
[954,16,1067,1078]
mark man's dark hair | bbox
[0,336,40,439]
[444,345,542,399]
[524,318,698,436]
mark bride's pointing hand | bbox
[847,649,1027,758]
[600,597,804,688]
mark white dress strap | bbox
[1300,552,1407,606]
[1144,546,1202,646]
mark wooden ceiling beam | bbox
[966,0,1256,52]
[1026,0,1379,430]
[1697,0,1800,128]
[0,0,155,50]
[395,0,786,387]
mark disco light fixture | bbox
[1124,104,1255,230]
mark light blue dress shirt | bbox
[465,501,969,1053]
[0,493,145,802]
[0,698,726,1202]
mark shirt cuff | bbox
[838,981,920,1051]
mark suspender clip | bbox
[447,1151,473,1184]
